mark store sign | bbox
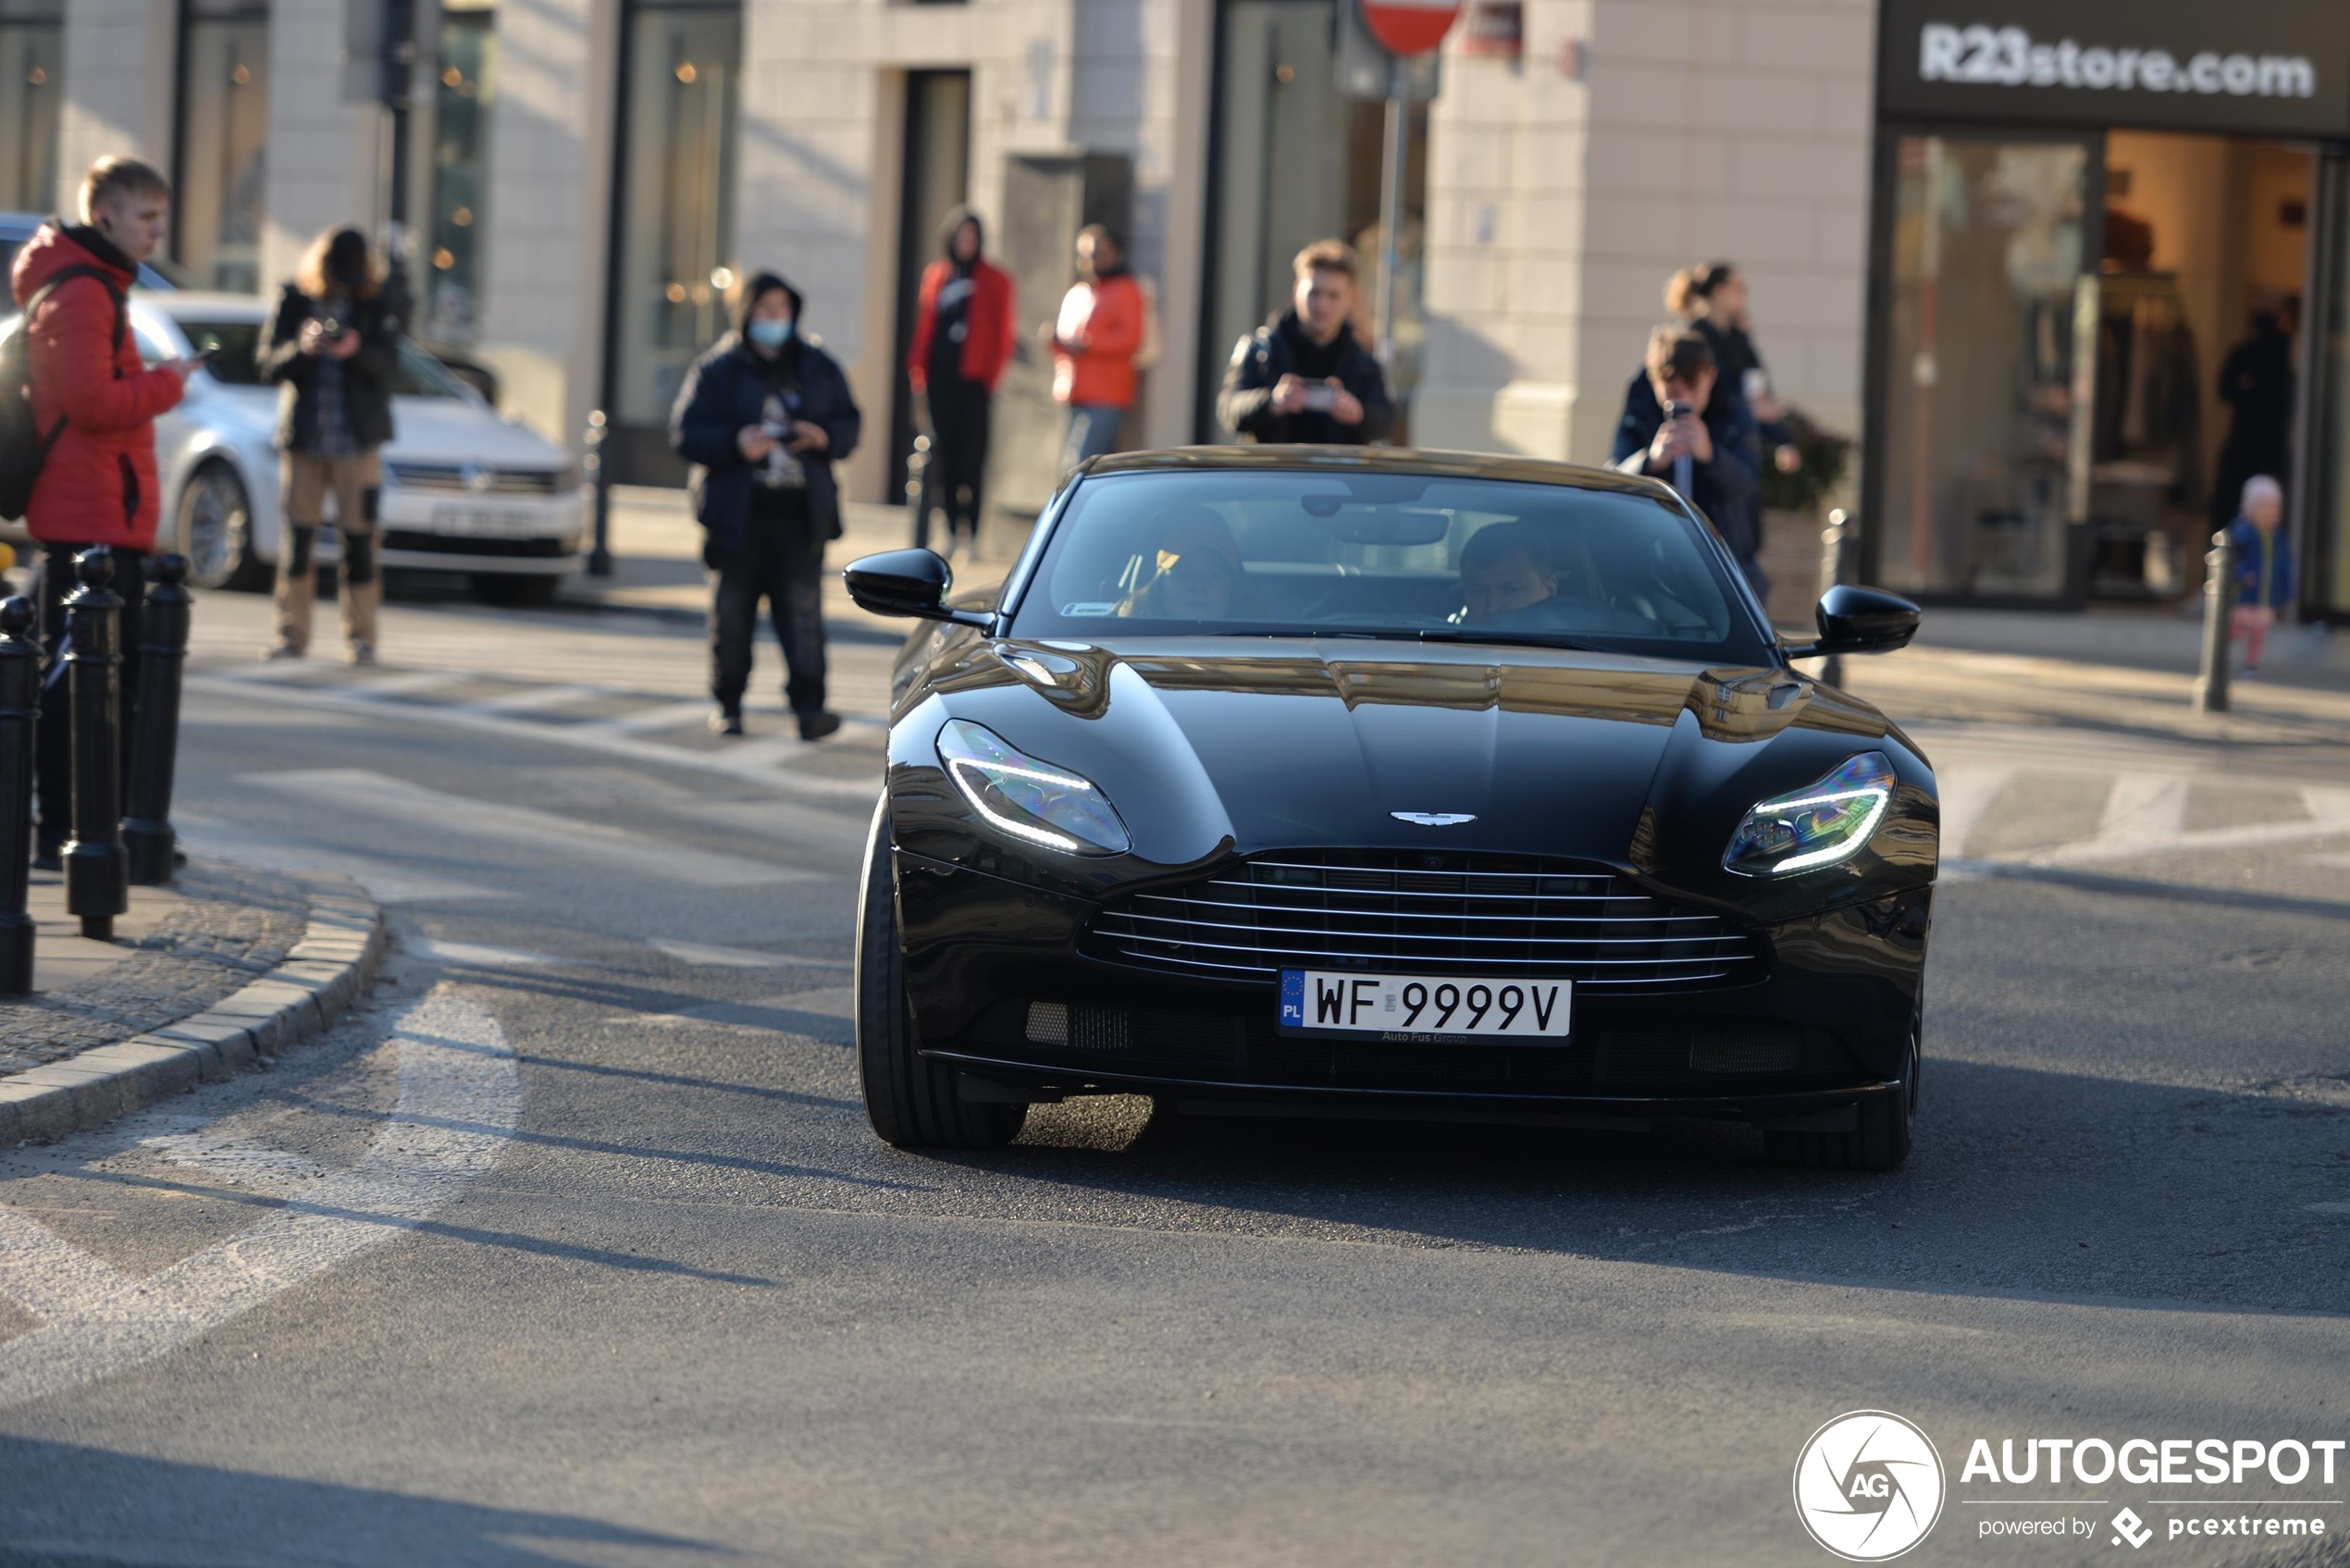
[1877,0,2350,137]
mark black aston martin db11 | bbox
[845,447,1937,1170]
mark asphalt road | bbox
[3,586,2348,1568]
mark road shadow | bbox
[0,1438,724,1568]
[914,1056,2350,1318]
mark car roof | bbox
[1079,444,1679,503]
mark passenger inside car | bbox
[1118,506,1245,620]
[1458,522,1558,625]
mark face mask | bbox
[747,317,794,350]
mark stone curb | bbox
[0,876,389,1146]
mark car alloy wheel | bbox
[179,463,265,591]
[854,797,1027,1150]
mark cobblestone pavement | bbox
[0,861,312,1076]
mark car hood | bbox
[909,637,1908,883]
[383,399,565,465]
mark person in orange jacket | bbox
[1041,225,1144,474]
[906,208,1015,558]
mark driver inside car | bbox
[1119,507,1244,620]
[1459,523,1559,625]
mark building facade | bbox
[34,0,2350,617]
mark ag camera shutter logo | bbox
[1794,1410,1948,1561]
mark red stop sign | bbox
[1360,0,1460,56]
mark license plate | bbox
[1279,969,1571,1039]
[429,504,550,539]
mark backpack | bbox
[0,265,127,522]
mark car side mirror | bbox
[842,549,992,629]
[1786,584,1920,660]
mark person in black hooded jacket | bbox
[670,271,861,740]
[1218,240,1393,445]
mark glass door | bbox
[604,0,740,485]
[1871,133,2103,602]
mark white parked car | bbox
[5,290,587,601]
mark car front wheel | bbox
[178,462,268,591]
[1764,1028,1916,1173]
[855,798,1026,1150]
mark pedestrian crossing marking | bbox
[247,769,825,888]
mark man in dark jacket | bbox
[1612,325,1764,599]
[258,227,408,663]
[670,271,861,740]
[1218,240,1393,446]
[7,155,197,866]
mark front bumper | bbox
[895,850,1931,1117]
[373,486,588,575]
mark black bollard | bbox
[1816,508,1852,689]
[2193,528,2236,715]
[61,547,128,943]
[906,433,934,552]
[123,552,191,885]
[0,597,38,994]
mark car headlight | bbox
[1722,752,1896,876]
[936,718,1131,856]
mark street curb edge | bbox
[0,875,390,1146]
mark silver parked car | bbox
[2,284,587,601]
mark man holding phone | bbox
[670,271,862,741]
[1611,325,1765,598]
[6,156,199,868]
[1218,240,1393,446]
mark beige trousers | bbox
[277,451,383,654]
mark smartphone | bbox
[1742,367,1770,404]
[1302,385,1339,413]
[1663,400,1695,421]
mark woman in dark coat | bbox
[258,227,410,663]
[669,271,861,740]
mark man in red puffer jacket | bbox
[8,156,198,865]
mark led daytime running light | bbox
[936,719,1131,856]
[1722,752,1897,877]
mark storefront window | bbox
[606,0,740,482]
[1202,0,1426,440]
[0,0,61,215]
[1874,135,2096,600]
[176,0,271,293]
[423,0,497,345]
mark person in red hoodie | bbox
[8,156,198,867]
[906,207,1015,560]
[1043,224,1145,475]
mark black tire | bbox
[855,797,1026,1149]
[1764,1030,1917,1172]
[178,462,269,592]
[472,573,563,607]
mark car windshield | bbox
[167,319,471,400]
[1009,469,1772,662]
[173,320,266,385]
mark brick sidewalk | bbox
[0,861,312,1077]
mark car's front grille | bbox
[1085,850,1758,991]
[382,530,573,558]
[388,462,563,495]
